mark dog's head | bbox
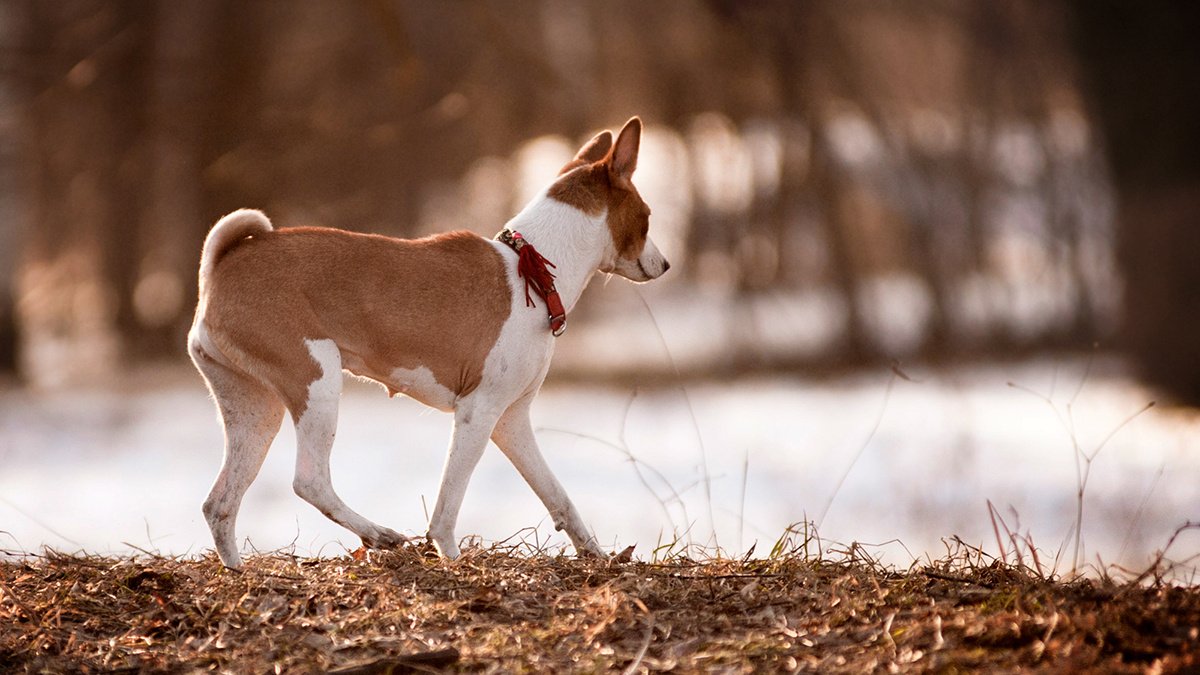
[549,117,670,282]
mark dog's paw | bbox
[426,531,462,559]
[575,542,608,560]
[363,528,410,550]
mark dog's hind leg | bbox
[291,339,409,551]
[491,394,603,557]
[192,347,285,570]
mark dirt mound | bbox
[1,542,1197,673]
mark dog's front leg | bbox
[426,406,501,559]
[491,395,604,557]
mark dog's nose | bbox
[662,260,671,273]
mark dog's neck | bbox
[501,193,609,315]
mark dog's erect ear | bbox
[609,117,642,187]
[558,130,613,175]
[576,130,613,164]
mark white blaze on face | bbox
[636,236,669,279]
[610,233,669,282]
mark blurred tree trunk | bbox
[197,1,267,221]
[0,294,14,378]
[22,1,89,379]
[100,0,157,359]
[134,0,241,359]
[0,3,26,378]
[808,126,870,362]
[734,0,873,363]
[0,211,17,377]
[1070,2,1200,402]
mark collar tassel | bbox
[497,229,567,336]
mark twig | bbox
[1128,521,1200,588]
[880,611,897,651]
[737,448,750,555]
[818,368,899,527]
[920,569,994,588]
[0,577,39,623]
[327,647,461,674]
[668,572,783,581]
[120,541,162,558]
[0,495,82,547]
[1008,371,1155,575]
[621,616,656,675]
[541,425,689,540]
[988,500,1008,566]
[633,288,717,548]
[1118,464,1164,563]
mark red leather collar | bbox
[495,229,567,336]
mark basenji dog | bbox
[188,117,669,568]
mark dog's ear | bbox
[558,130,613,175]
[609,117,642,188]
[576,130,613,164]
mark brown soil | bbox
[1,541,1197,673]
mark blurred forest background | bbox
[0,0,1197,401]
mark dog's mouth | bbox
[636,258,651,280]
[606,255,662,282]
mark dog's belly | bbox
[341,352,457,412]
[382,365,458,411]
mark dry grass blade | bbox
[620,616,655,675]
[328,647,460,674]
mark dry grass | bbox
[1,538,1198,674]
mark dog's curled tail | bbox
[198,209,273,296]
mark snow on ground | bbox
[1,358,1197,574]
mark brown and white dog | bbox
[188,117,668,568]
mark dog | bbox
[187,117,669,568]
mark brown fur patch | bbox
[604,186,650,260]
[201,228,512,418]
[546,163,650,262]
[547,163,608,216]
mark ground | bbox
[1,540,1198,673]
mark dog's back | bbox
[197,226,512,413]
